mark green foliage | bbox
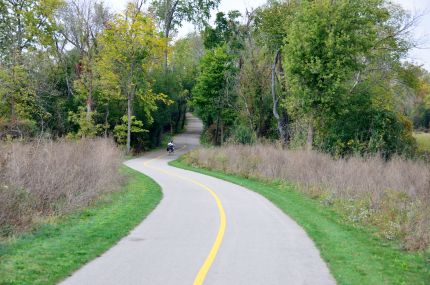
[407,67,430,129]
[283,0,416,157]
[0,0,63,62]
[147,34,203,145]
[284,0,386,114]
[413,132,430,152]
[67,107,101,139]
[0,0,213,152]
[0,0,426,158]
[315,90,416,157]
[171,34,202,91]
[0,0,64,137]
[149,0,220,36]
[231,125,256,145]
[236,41,275,139]
[0,64,36,120]
[192,45,237,129]
[203,11,242,50]
[0,119,37,140]
[254,1,297,52]
[95,4,169,152]
[96,6,165,103]
[113,115,147,145]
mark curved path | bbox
[60,114,335,285]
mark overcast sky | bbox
[104,0,430,70]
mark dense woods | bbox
[0,0,429,157]
[0,0,219,153]
[192,0,430,158]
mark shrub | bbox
[0,139,123,235]
[230,125,256,145]
[0,119,37,140]
[313,92,417,158]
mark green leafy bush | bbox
[113,115,147,145]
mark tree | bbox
[56,0,111,116]
[0,0,63,126]
[149,33,202,143]
[192,45,237,145]
[67,106,100,138]
[170,33,203,130]
[113,115,146,145]
[203,11,242,51]
[396,63,430,121]
[254,1,298,144]
[96,3,168,153]
[283,0,416,156]
[149,0,220,70]
[236,39,274,139]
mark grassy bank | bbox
[171,158,430,285]
[184,145,430,251]
[0,166,162,285]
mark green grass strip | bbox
[0,166,162,285]
[170,159,430,285]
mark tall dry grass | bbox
[0,139,123,235]
[185,144,430,251]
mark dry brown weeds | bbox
[0,139,123,235]
[185,144,430,251]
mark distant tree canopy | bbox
[191,0,424,157]
[0,0,209,153]
[0,0,428,158]
[281,0,416,156]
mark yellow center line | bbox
[143,145,226,285]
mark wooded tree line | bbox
[191,0,430,158]
[0,0,218,153]
[1,0,430,157]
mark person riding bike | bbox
[167,140,175,154]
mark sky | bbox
[104,0,430,71]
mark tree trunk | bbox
[163,0,179,72]
[215,113,221,146]
[154,126,161,148]
[220,122,224,145]
[86,67,93,119]
[127,95,132,154]
[306,123,314,151]
[272,49,289,145]
[86,100,92,118]
[180,104,186,130]
[177,103,182,132]
[10,95,16,123]
[164,47,169,72]
[65,75,74,99]
[163,6,171,72]
[104,103,109,138]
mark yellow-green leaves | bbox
[95,4,167,151]
[96,5,165,100]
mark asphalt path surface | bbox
[60,114,336,285]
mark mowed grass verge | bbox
[0,166,162,285]
[171,158,430,285]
